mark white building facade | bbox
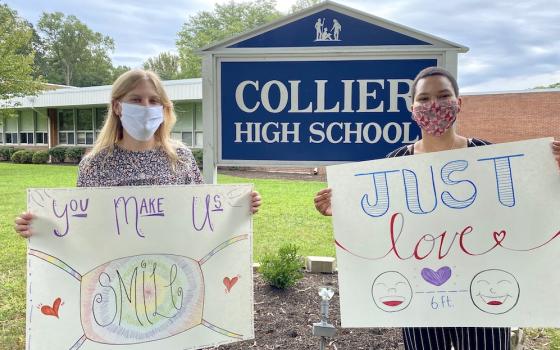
[1,79,203,150]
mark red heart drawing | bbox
[41,297,62,318]
[223,276,239,293]
[493,230,507,244]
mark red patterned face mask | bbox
[411,100,459,136]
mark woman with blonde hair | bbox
[15,69,261,237]
[77,69,200,186]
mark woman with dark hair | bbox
[314,66,560,349]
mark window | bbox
[171,131,192,145]
[76,109,94,145]
[58,109,74,145]
[173,102,204,148]
[194,102,203,148]
[5,116,18,144]
[19,110,34,145]
[183,132,193,145]
[95,107,107,139]
[5,133,18,144]
[20,132,34,144]
[36,112,48,145]
[35,132,48,144]
[195,132,203,148]
[59,110,74,130]
[195,103,203,130]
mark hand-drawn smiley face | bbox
[470,269,520,314]
[371,271,412,312]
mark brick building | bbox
[457,89,560,143]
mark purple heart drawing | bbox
[421,266,452,286]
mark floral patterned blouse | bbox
[77,144,203,187]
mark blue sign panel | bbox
[228,9,431,48]
[220,59,437,162]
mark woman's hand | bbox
[14,212,34,238]
[552,140,560,170]
[314,188,332,216]
[251,191,262,214]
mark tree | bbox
[37,12,115,86]
[74,48,114,86]
[176,0,281,78]
[535,82,560,89]
[111,65,131,82]
[289,0,323,13]
[13,18,49,80]
[143,52,182,80]
[0,4,43,106]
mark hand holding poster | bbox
[26,184,254,350]
[327,138,560,327]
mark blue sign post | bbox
[201,1,467,183]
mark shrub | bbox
[22,150,35,163]
[11,150,34,163]
[0,147,17,161]
[48,147,67,163]
[65,147,86,163]
[192,148,203,169]
[32,150,49,164]
[259,243,304,289]
[11,150,24,163]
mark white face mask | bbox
[120,102,164,141]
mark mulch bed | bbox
[219,168,327,182]
[211,272,403,350]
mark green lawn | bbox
[0,162,332,349]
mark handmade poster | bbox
[327,138,560,327]
[26,184,254,350]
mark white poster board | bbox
[327,138,560,327]
[26,184,254,350]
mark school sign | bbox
[200,1,468,183]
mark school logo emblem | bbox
[314,18,342,41]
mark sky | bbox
[5,0,560,92]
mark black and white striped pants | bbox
[402,327,510,350]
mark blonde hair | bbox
[89,69,182,167]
